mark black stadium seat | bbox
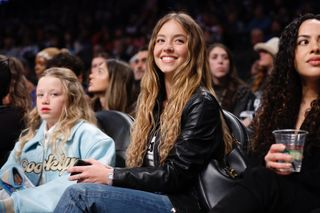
[222,110,249,152]
[96,110,134,167]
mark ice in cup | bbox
[272,129,308,172]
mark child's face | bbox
[36,76,67,129]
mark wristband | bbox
[107,169,114,185]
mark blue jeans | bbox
[54,183,174,213]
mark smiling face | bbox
[153,20,189,81]
[208,46,230,82]
[36,76,67,129]
[88,62,109,94]
[295,19,320,82]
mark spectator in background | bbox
[0,55,31,166]
[34,47,63,79]
[46,52,86,87]
[250,37,279,111]
[88,59,137,116]
[130,47,148,81]
[250,28,265,47]
[208,43,255,126]
[129,46,148,99]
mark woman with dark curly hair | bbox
[210,13,320,213]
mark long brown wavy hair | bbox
[251,13,320,159]
[17,67,96,158]
[0,55,31,121]
[126,12,233,167]
[91,59,137,115]
[207,43,249,111]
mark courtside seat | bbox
[96,110,134,167]
[222,110,249,153]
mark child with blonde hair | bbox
[0,67,115,212]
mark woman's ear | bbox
[2,94,11,105]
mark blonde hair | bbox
[126,12,233,167]
[37,47,65,61]
[17,67,96,158]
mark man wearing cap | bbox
[250,37,279,111]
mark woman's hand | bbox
[68,159,114,185]
[264,144,293,175]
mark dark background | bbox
[0,0,319,81]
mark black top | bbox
[213,84,255,118]
[113,87,225,212]
[0,106,25,165]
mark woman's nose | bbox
[89,73,94,79]
[310,40,320,53]
[164,44,174,52]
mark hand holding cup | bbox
[271,129,308,173]
[265,143,294,175]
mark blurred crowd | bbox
[0,0,319,84]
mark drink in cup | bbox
[272,129,308,172]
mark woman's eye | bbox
[297,39,309,46]
[175,39,185,44]
[98,68,104,74]
[36,93,43,97]
[211,55,217,60]
[156,38,165,44]
[50,93,60,97]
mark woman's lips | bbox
[41,107,50,112]
[307,57,320,66]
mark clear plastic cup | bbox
[272,129,308,172]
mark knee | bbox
[63,183,90,198]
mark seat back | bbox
[197,110,249,211]
[222,110,249,152]
[96,110,134,167]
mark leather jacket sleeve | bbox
[112,89,225,193]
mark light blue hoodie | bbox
[0,120,115,212]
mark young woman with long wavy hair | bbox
[54,12,234,213]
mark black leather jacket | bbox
[113,87,225,212]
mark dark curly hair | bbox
[251,13,320,159]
